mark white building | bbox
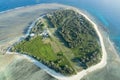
[30,33,35,37]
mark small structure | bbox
[30,33,35,37]
[40,30,49,38]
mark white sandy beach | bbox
[5,4,107,80]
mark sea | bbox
[0,0,120,53]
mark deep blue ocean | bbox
[0,0,120,53]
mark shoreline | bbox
[5,4,107,80]
[0,3,64,54]
[3,4,118,80]
[6,15,45,54]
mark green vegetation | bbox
[45,9,101,68]
[11,36,75,75]
[30,20,44,34]
[11,9,102,75]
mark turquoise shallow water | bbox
[0,0,120,53]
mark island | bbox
[10,9,102,75]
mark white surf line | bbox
[6,15,45,54]
[6,7,107,80]
[62,7,107,79]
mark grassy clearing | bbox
[11,36,76,75]
[11,9,102,75]
[13,37,57,61]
